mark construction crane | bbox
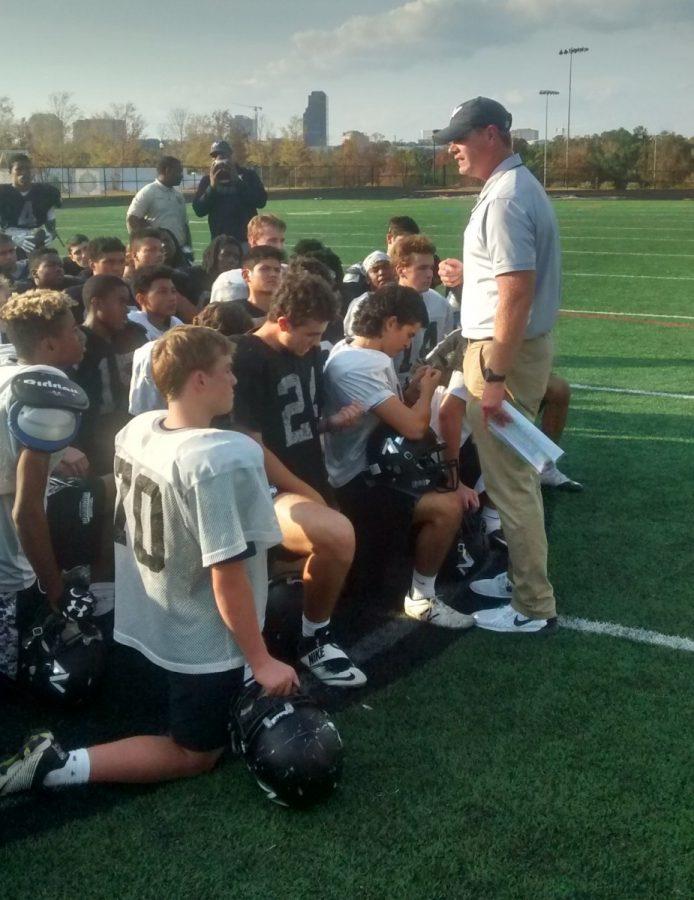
[230,103,263,140]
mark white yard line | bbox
[559,617,694,653]
[345,611,694,666]
[570,384,694,400]
[564,250,694,258]
[562,308,694,320]
[565,272,694,281]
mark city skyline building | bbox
[303,91,328,147]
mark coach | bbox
[192,141,267,244]
[436,97,561,634]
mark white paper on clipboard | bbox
[488,400,564,473]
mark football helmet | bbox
[21,614,106,706]
[366,426,458,496]
[230,681,344,808]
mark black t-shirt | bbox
[72,327,130,475]
[0,183,61,229]
[232,298,267,327]
[232,334,328,495]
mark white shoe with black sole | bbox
[298,627,367,688]
[473,603,557,633]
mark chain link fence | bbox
[0,164,456,197]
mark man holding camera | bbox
[192,141,268,246]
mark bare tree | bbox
[48,92,80,141]
[163,107,191,147]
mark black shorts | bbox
[336,473,418,553]
[166,667,244,752]
[46,476,106,570]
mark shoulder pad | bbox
[8,371,87,453]
[11,370,88,412]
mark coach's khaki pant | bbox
[463,334,556,619]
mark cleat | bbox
[469,571,513,600]
[404,593,475,629]
[0,731,66,796]
[298,627,367,688]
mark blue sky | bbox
[5,0,694,142]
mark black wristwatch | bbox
[483,367,506,383]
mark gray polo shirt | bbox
[461,153,561,340]
[127,180,189,246]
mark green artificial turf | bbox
[1,197,692,899]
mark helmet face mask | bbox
[367,427,458,497]
[230,681,344,809]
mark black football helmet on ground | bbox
[21,614,106,706]
[366,426,458,497]
[230,681,344,808]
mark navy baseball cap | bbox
[434,98,512,143]
[210,140,232,157]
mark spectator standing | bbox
[193,140,267,244]
[127,157,192,257]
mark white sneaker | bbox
[469,572,513,600]
[540,463,583,492]
[404,593,474,629]
[473,603,557,633]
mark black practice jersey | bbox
[232,334,328,494]
[0,183,61,229]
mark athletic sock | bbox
[410,570,437,601]
[302,616,330,638]
[43,748,90,788]
[481,506,501,533]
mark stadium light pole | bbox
[539,90,559,188]
[558,46,589,186]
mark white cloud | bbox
[267,0,694,78]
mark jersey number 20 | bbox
[114,456,165,573]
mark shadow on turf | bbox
[3,500,584,844]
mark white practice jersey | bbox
[113,412,282,674]
[323,340,401,489]
[129,341,165,415]
[126,310,183,342]
[0,362,67,592]
[343,289,455,389]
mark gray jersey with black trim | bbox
[113,412,282,674]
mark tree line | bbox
[1,94,692,190]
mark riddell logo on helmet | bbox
[262,703,295,729]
